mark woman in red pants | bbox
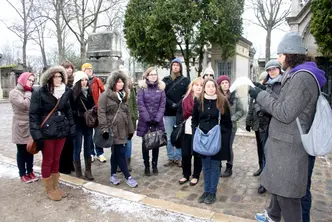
[29,66,75,201]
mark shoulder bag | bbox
[80,98,98,128]
[27,99,61,154]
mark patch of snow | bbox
[87,189,207,222]
[0,162,19,179]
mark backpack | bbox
[294,70,332,156]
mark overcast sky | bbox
[0,0,291,63]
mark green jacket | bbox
[128,87,138,131]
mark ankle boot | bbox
[73,160,83,179]
[42,176,62,201]
[221,163,232,178]
[152,161,158,175]
[127,158,132,172]
[52,173,67,198]
[84,158,94,181]
[144,162,150,176]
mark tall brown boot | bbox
[42,176,62,201]
[127,158,132,172]
[84,158,94,181]
[52,173,67,198]
[73,160,84,179]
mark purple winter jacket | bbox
[136,79,166,137]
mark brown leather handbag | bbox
[27,99,61,154]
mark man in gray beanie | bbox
[249,32,326,222]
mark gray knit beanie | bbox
[277,32,307,55]
[265,60,281,71]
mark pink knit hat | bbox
[217,75,231,86]
[17,72,34,87]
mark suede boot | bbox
[73,160,83,179]
[84,158,94,181]
[221,163,232,178]
[42,176,62,201]
[127,158,132,172]
[52,173,67,198]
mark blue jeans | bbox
[91,128,104,157]
[111,144,130,179]
[301,155,316,222]
[164,116,181,160]
[17,144,34,177]
[73,125,93,161]
[202,157,221,194]
[125,139,132,158]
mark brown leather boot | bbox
[73,160,84,179]
[52,173,67,198]
[42,176,62,201]
[84,158,94,181]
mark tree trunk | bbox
[185,38,191,81]
[80,41,86,64]
[41,46,47,67]
[23,39,27,66]
[265,28,272,63]
[197,45,204,77]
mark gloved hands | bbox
[249,87,262,99]
[253,82,266,90]
[245,125,251,132]
[102,132,109,140]
[128,133,133,140]
[36,139,44,151]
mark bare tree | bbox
[0,44,22,65]
[61,0,124,62]
[3,0,37,65]
[31,19,48,67]
[247,0,291,62]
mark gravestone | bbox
[86,31,124,83]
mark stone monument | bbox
[86,31,124,83]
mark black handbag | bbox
[143,128,167,150]
[170,121,185,148]
[80,99,98,128]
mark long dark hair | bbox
[199,79,229,114]
[72,80,83,101]
[47,72,65,94]
[285,54,313,69]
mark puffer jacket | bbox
[29,66,75,141]
[136,79,166,137]
[98,71,134,145]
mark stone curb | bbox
[0,154,255,222]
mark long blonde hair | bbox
[199,79,228,114]
[183,77,203,99]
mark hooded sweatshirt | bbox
[290,62,326,88]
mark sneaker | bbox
[91,155,95,162]
[110,174,120,185]
[198,192,209,203]
[21,175,33,184]
[204,193,216,204]
[97,155,107,163]
[255,210,275,222]
[126,176,138,188]
[28,172,39,182]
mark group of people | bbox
[9,31,325,222]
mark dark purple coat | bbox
[136,80,166,137]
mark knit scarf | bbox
[171,72,181,80]
[204,94,217,100]
[267,74,282,85]
[53,83,66,99]
[82,87,88,97]
[117,91,125,102]
[182,94,194,120]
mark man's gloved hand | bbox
[128,133,133,140]
[253,82,266,90]
[245,125,251,132]
[36,139,44,151]
[102,132,109,140]
[171,103,178,109]
[249,87,262,99]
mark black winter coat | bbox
[71,89,95,127]
[162,75,190,116]
[192,97,232,161]
[29,85,75,141]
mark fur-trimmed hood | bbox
[105,70,128,91]
[40,66,67,86]
[138,80,165,91]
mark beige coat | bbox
[9,85,32,144]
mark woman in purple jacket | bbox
[137,67,166,176]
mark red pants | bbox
[41,138,66,178]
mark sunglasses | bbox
[204,74,214,78]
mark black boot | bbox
[221,163,232,178]
[152,161,158,175]
[144,162,150,176]
[258,185,266,194]
[253,168,263,177]
[204,193,216,204]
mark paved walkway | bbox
[0,102,331,221]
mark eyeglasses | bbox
[148,73,157,76]
[204,74,214,78]
[53,75,62,79]
[267,67,278,72]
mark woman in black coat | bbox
[29,66,75,201]
[192,79,232,205]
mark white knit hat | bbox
[203,67,215,78]
[73,71,88,85]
